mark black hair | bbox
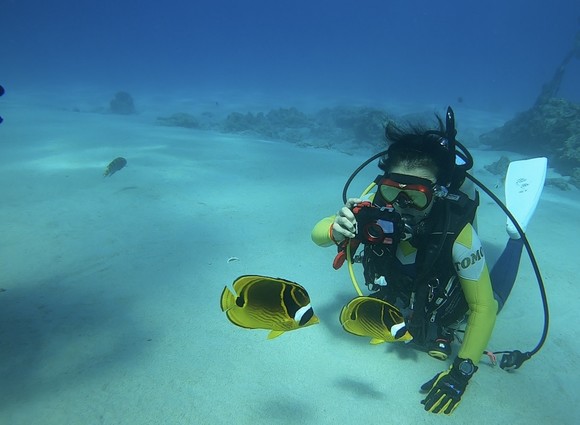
[379,115,456,186]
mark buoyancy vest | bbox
[362,188,479,328]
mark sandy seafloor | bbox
[1,94,579,425]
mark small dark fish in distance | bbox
[104,157,127,177]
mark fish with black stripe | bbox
[340,296,413,344]
[220,275,319,339]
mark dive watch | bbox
[456,358,476,378]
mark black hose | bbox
[342,150,388,204]
[465,172,549,363]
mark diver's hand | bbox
[331,198,362,243]
[420,357,477,415]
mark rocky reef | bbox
[109,91,136,115]
[158,106,389,149]
[157,112,200,129]
[221,107,314,142]
[479,98,580,180]
[479,31,580,187]
[315,106,388,146]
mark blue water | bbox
[2,0,579,112]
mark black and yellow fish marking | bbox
[220,275,319,339]
[103,157,127,177]
[340,296,412,344]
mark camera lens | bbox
[364,223,384,243]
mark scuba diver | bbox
[311,107,546,415]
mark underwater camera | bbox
[352,202,404,245]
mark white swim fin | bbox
[504,157,547,239]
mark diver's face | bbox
[386,165,437,225]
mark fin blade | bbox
[505,157,547,238]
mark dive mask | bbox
[378,173,435,210]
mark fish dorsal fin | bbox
[370,338,386,345]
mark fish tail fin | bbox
[220,286,236,312]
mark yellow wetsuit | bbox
[311,213,498,365]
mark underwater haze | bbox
[1,1,580,425]
[2,0,580,111]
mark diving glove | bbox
[420,357,477,415]
[331,198,362,243]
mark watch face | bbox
[459,360,475,376]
